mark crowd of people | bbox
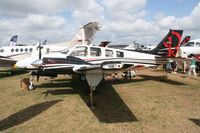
[165,56,200,80]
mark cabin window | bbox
[69,46,88,57]
[116,51,124,57]
[90,47,101,56]
[20,48,23,52]
[25,48,28,52]
[11,49,14,52]
[196,42,200,47]
[15,48,19,52]
[29,48,33,52]
[62,50,69,55]
[105,49,113,57]
[46,48,50,54]
[0,49,4,52]
[184,42,194,47]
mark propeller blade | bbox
[39,41,42,60]
[37,40,43,60]
[36,66,42,82]
[36,40,45,82]
[37,74,40,82]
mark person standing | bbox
[182,61,187,73]
[188,57,197,80]
[171,60,177,74]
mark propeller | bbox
[36,40,44,82]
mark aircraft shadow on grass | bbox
[36,73,187,123]
[0,100,62,132]
[110,74,187,86]
[0,74,187,131]
[0,70,27,79]
[37,79,138,123]
[189,118,200,127]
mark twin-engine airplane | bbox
[31,29,183,107]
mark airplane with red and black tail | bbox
[29,29,183,107]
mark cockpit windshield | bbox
[182,42,195,47]
[196,42,200,47]
[69,46,88,57]
[62,49,69,55]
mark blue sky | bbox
[0,0,200,46]
[146,0,199,18]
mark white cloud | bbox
[1,1,200,46]
[155,2,200,39]
[0,0,106,45]
[102,0,147,21]
[25,14,66,30]
[72,0,105,23]
[0,0,84,17]
[180,2,200,30]
[157,16,179,28]
[0,14,72,45]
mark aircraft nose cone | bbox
[31,60,43,68]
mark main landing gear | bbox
[85,71,103,108]
[29,75,35,90]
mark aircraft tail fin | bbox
[8,35,18,46]
[99,41,111,47]
[180,36,190,46]
[70,22,101,45]
[150,29,183,57]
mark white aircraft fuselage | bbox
[179,39,200,57]
[35,44,169,73]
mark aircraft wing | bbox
[32,56,134,75]
[0,56,17,66]
[72,62,133,73]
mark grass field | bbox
[0,69,200,133]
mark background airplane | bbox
[178,39,200,58]
[0,35,19,73]
[180,36,190,46]
[123,35,190,52]
[0,22,100,69]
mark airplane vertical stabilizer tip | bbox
[180,36,190,46]
[150,29,183,57]
[71,22,101,45]
[9,35,18,46]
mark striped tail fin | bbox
[180,36,190,46]
[150,29,183,57]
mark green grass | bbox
[0,69,200,132]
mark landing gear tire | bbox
[28,84,34,90]
[29,77,34,90]
[80,74,86,81]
